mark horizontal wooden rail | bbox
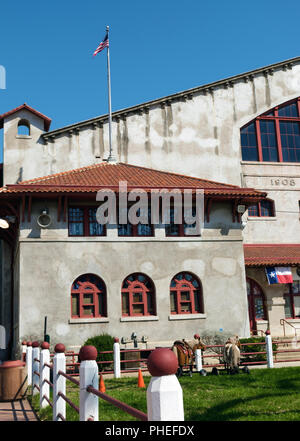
[57,412,66,422]
[43,394,53,408]
[58,391,79,414]
[86,385,148,421]
[44,363,53,369]
[44,378,53,388]
[58,370,80,386]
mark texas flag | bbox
[265,266,293,284]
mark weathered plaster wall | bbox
[242,163,300,243]
[3,62,300,188]
[17,199,248,347]
[18,239,248,348]
[3,59,300,350]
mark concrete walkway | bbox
[0,399,39,421]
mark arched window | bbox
[121,273,156,316]
[241,98,300,163]
[246,278,267,332]
[71,274,107,318]
[247,199,275,217]
[170,272,203,314]
[17,119,30,136]
[284,281,300,319]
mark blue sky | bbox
[0,0,300,161]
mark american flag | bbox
[93,31,109,56]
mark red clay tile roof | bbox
[244,244,300,266]
[0,162,266,200]
[0,103,51,131]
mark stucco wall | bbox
[242,163,300,243]
[18,239,248,348]
[3,61,300,188]
[3,59,300,350]
[17,199,249,347]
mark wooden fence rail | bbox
[24,340,184,422]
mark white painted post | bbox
[21,341,27,362]
[40,342,50,409]
[113,338,121,378]
[53,344,66,421]
[265,330,274,368]
[79,345,99,421]
[147,348,184,421]
[26,342,33,386]
[32,342,40,395]
[195,349,202,372]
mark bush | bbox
[83,333,115,372]
[239,337,277,363]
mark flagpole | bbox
[106,25,115,162]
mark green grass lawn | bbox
[29,367,300,421]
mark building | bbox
[1,56,300,358]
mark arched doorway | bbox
[246,278,267,333]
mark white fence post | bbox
[32,341,40,395]
[79,345,99,421]
[26,341,33,386]
[113,338,121,378]
[147,347,184,421]
[21,340,27,362]
[40,342,50,409]
[53,343,66,421]
[265,330,274,368]
[195,349,202,372]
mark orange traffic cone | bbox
[138,368,145,388]
[99,374,106,393]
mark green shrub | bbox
[83,333,115,372]
[239,337,277,363]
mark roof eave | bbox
[41,56,300,138]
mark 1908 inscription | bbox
[270,178,296,186]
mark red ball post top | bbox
[32,341,39,348]
[41,342,50,350]
[114,337,120,343]
[27,341,32,347]
[147,348,178,376]
[54,343,65,353]
[79,345,97,361]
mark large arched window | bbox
[71,274,107,318]
[246,278,267,332]
[121,273,156,316]
[170,272,203,314]
[241,98,300,163]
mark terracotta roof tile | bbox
[0,162,266,200]
[244,244,300,266]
